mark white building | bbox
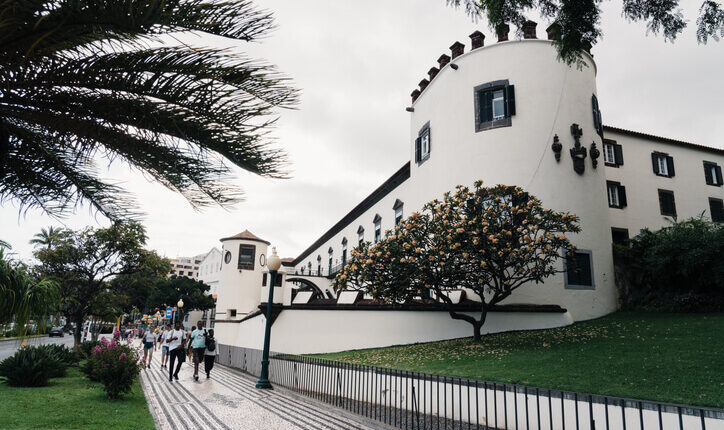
[211,25,724,354]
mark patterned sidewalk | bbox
[138,350,387,430]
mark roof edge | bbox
[603,125,724,156]
[292,162,411,266]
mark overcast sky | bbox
[2,0,723,263]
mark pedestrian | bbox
[167,321,186,382]
[142,326,157,368]
[203,328,218,379]
[187,325,196,361]
[190,321,207,381]
[160,324,171,369]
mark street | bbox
[0,335,75,361]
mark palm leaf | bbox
[0,0,298,220]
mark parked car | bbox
[48,326,64,337]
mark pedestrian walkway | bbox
[138,350,387,430]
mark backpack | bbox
[206,336,216,352]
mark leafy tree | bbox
[0,0,298,221]
[33,222,147,344]
[446,0,723,64]
[110,250,171,314]
[29,226,67,250]
[146,276,215,316]
[0,249,59,334]
[334,182,580,340]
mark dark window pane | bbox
[566,252,592,286]
[238,244,255,270]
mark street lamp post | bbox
[256,247,281,389]
[177,299,184,328]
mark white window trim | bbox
[607,183,619,207]
[657,155,668,176]
[603,143,616,164]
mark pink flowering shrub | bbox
[83,340,140,398]
[113,328,121,340]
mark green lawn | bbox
[0,367,155,429]
[318,312,724,408]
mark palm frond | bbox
[0,0,298,220]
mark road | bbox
[0,335,75,361]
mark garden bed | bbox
[0,367,154,429]
[318,312,724,408]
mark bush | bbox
[615,218,724,311]
[36,344,79,366]
[0,346,67,386]
[78,340,102,359]
[83,338,140,398]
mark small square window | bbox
[229,309,237,318]
[603,140,623,167]
[704,161,723,186]
[474,80,515,132]
[658,189,677,217]
[611,228,630,245]
[415,123,431,163]
[606,181,626,209]
[652,152,675,177]
[710,198,724,223]
[564,250,594,289]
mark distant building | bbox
[168,254,205,279]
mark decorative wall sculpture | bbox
[590,142,600,169]
[551,134,562,162]
[569,123,587,174]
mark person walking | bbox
[159,324,171,369]
[190,321,207,381]
[203,328,218,379]
[167,322,186,382]
[142,326,157,368]
[186,325,195,362]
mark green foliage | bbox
[33,222,147,344]
[35,344,79,366]
[0,0,298,221]
[446,0,722,65]
[0,345,67,387]
[615,217,724,311]
[83,339,141,399]
[110,250,171,313]
[78,340,103,359]
[147,275,216,312]
[334,182,579,339]
[0,249,59,329]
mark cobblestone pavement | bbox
[139,349,388,430]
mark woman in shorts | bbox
[142,327,157,368]
[159,324,171,368]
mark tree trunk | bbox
[73,315,83,346]
[472,308,489,341]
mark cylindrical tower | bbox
[216,230,270,319]
[408,37,615,321]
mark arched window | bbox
[316,255,322,276]
[328,247,333,274]
[357,225,365,246]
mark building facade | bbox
[210,27,723,353]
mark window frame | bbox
[563,249,595,290]
[474,79,515,132]
[606,181,627,209]
[651,152,675,178]
[658,189,677,217]
[237,244,256,270]
[393,199,404,226]
[709,197,724,223]
[415,122,431,164]
[611,228,630,246]
[373,214,382,242]
[704,161,723,186]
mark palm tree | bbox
[29,226,63,250]
[0,249,59,336]
[0,0,298,220]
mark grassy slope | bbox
[318,312,724,408]
[0,367,155,429]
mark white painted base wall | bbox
[222,309,575,355]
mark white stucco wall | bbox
[603,129,724,237]
[228,308,573,355]
[293,39,616,322]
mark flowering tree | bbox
[333,181,580,340]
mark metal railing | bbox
[216,344,723,430]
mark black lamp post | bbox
[256,246,281,389]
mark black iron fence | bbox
[217,344,723,430]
